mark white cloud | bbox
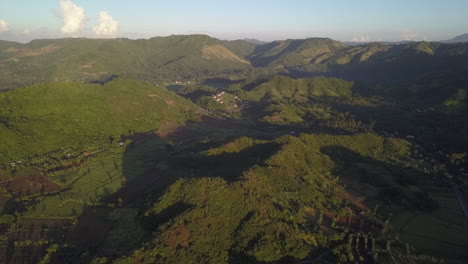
[0,19,9,32]
[402,29,420,41]
[58,0,85,35]
[351,36,370,42]
[93,11,119,38]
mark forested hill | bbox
[0,35,253,90]
[2,35,468,91]
[0,79,202,164]
[1,34,468,264]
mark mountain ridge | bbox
[443,33,468,43]
[2,34,468,91]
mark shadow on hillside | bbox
[319,145,439,211]
[202,78,243,89]
[325,100,468,153]
[167,141,282,183]
[48,117,301,262]
[248,40,304,67]
[89,74,118,85]
[241,77,270,91]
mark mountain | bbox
[2,35,468,93]
[443,33,468,43]
[344,40,415,46]
[242,38,268,45]
[222,39,259,58]
[0,35,253,90]
[248,38,346,68]
[1,34,468,264]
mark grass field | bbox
[392,192,468,262]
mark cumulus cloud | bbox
[93,11,119,38]
[402,29,420,41]
[0,19,9,32]
[58,0,85,35]
[351,36,370,42]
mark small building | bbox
[9,162,16,167]
[406,135,415,140]
[119,142,125,146]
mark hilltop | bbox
[0,78,201,164]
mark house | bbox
[119,142,125,146]
[9,162,15,167]
[406,135,415,140]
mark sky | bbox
[0,0,467,43]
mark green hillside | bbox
[238,75,354,101]
[2,35,468,105]
[248,38,346,68]
[0,35,253,90]
[107,133,466,264]
[1,34,468,264]
[0,78,200,165]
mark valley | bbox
[0,34,467,264]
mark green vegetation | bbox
[0,78,199,165]
[0,34,468,264]
[108,133,456,264]
[237,75,353,101]
[0,35,253,90]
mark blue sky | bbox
[0,0,467,42]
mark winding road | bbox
[450,179,468,221]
